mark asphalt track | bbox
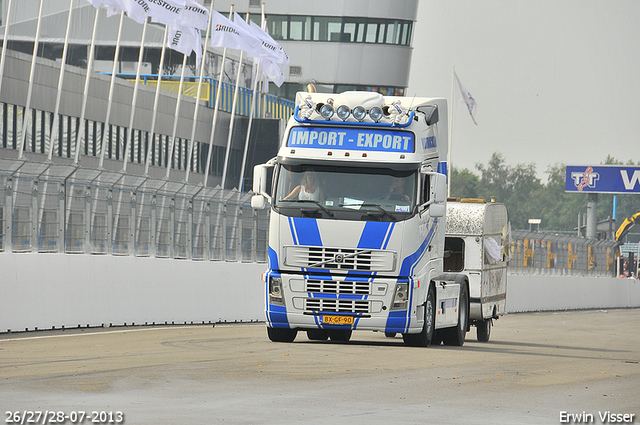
[1,309,639,425]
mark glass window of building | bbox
[401,22,412,45]
[364,20,382,43]
[264,15,412,45]
[312,16,341,42]
[386,20,402,45]
[344,17,367,43]
[266,15,288,40]
[289,16,311,41]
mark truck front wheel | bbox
[403,285,436,347]
[328,329,352,342]
[442,283,469,346]
[267,326,297,342]
[307,329,329,340]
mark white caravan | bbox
[444,200,510,341]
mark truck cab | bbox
[252,90,469,347]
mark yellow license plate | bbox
[321,315,354,325]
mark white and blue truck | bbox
[251,90,470,346]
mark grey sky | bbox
[407,0,640,179]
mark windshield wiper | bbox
[358,204,397,221]
[284,199,335,217]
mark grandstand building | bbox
[0,0,418,188]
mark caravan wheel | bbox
[476,319,492,342]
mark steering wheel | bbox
[381,193,406,201]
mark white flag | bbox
[210,10,261,54]
[117,0,147,24]
[85,0,185,25]
[237,17,288,87]
[181,0,209,30]
[454,71,477,125]
[252,57,269,93]
[168,25,203,66]
[248,19,289,68]
[261,59,285,87]
[126,0,185,26]
[167,0,209,66]
[84,0,124,18]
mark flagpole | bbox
[238,8,264,192]
[99,10,126,169]
[47,0,75,161]
[144,25,169,175]
[18,0,44,159]
[448,65,456,198]
[0,0,15,102]
[75,4,100,165]
[203,45,228,187]
[39,0,75,242]
[185,0,216,184]
[220,9,248,190]
[166,53,189,179]
[238,56,260,192]
[123,19,149,172]
[220,48,244,190]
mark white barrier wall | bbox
[505,274,640,313]
[2,253,640,333]
[0,253,267,333]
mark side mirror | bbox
[431,173,447,204]
[251,195,266,210]
[253,164,268,194]
[430,203,445,217]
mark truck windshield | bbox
[274,164,417,221]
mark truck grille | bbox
[306,279,370,295]
[305,298,370,314]
[284,246,396,271]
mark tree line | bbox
[449,152,640,239]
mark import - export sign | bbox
[565,165,640,194]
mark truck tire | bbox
[328,329,352,342]
[432,330,443,346]
[403,285,436,347]
[307,329,329,340]
[476,318,491,342]
[267,326,297,342]
[442,282,469,346]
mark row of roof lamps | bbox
[297,96,409,123]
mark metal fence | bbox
[0,159,620,276]
[0,161,269,262]
[508,230,618,277]
[119,73,295,120]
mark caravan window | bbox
[444,237,465,272]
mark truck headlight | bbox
[352,105,366,121]
[369,106,383,122]
[317,98,335,120]
[269,276,285,306]
[391,283,409,310]
[337,105,351,120]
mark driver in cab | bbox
[383,177,410,202]
[284,171,326,202]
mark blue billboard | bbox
[287,127,415,153]
[565,165,640,194]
